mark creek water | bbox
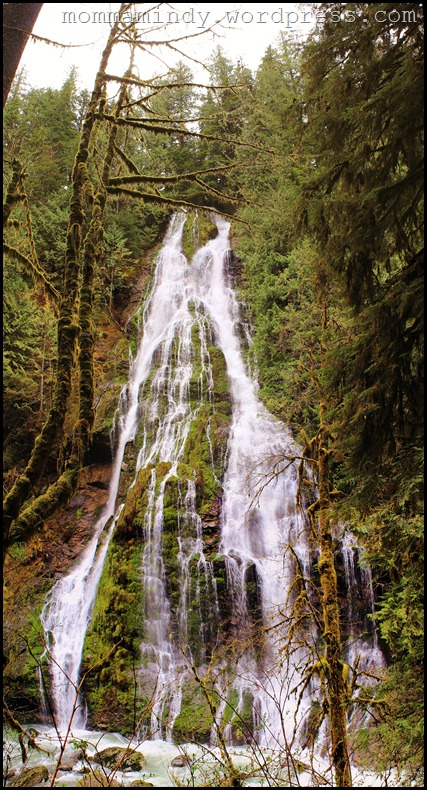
[38,213,384,783]
[4,724,395,787]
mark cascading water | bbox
[40,212,383,758]
[40,213,188,731]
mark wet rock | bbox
[93,746,145,771]
[86,430,113,464]
[9,765,49,786]
[170,754,189,767]
[58,748,83,771]
[77,770,120,787]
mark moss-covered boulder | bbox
[9,765,49,786]
[172,677,217,743]
[230,690,255,745]
[93,746,145,771]
[181,213,218,260]
[77,770,121,787]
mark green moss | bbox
[9,765,49,787]
[172,678,218,743]
[181,213,217,260]
[162,532,181,613]
[155,461,172,488]
[116,465,153,538]
[222,688,239,728]
[82,515,145,733]
[231,691,254,745]
[182,401,229,516]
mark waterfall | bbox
[40,212,383,749]
[40,214,188,731]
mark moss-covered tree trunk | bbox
[3,3,43,107]
[316,411,352,787]
[3,12,124,550]
[309,304,352,787]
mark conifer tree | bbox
[299,4,424,781]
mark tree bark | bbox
[3,3,43,107]
[3,12,123,550]
[317,413,352,787]
[316,302,352,786]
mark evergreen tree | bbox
[198,47,253,204]
[300,0,424,527]
[299,4,424,781]
[3,69,81,201]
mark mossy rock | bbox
[9,765,49,786]
[230,691,255,745]
[93,746,145,771]
[222,688,239,728]
[182,213,217,259]
[77,770,121,786]
[116,465,153,538]
[172,677,217,743]
[81,523,145,732]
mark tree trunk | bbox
[3,3,43,107]
[3,12,123,551]
[317,412,352,787]
[316,302,352,787]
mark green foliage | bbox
[4,69,81,201]
[172,679,218,743]
[299,2,424,508]
[301,4,423,306]
[3,264,56,469]
[81,527,145,734]
[354,509,423,664]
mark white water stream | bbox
[40,213,383,772]
[40,214,189,730]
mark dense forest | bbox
[3,3,423,787]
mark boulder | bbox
[58,747,83,771]
[77,770,120,787]
[93,746,145,771]
[170,754,189,767]
[10,765,49,786]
